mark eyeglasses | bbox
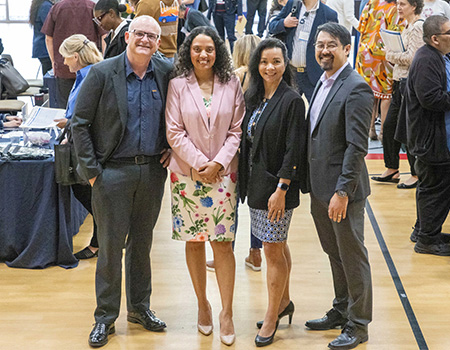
[434,30,450,36]
[93,12,108,26]
[314,43,339,51]
[130,30,160,42]
[299,12,310,25]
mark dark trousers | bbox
[295,70,315,103]
[245,0,267,37]
[310,194,372,331]
[56,77,75,109]
[213,11,237,52]
[91,159,167,323]
[251,229,262,249]
[383,80,416,175]
[415,158,450,242]
[71,183,98,248]
[38,57,52,77]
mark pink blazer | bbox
[166,71,245,176]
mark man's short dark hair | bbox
[315,22,351,47]
[423,15,449,45]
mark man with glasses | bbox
[305,22,373,350]
[71,15,173,348]
[42,0,106,108]
[268,0,337,102]
[404,15,450,256]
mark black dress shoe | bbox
[305,308,347,330]
[88,322,115,348]
[256,301,294,329]
[255,321,279,347]
[75,246,98,260]
[414,240,450,256]
[397,181,418,189]
[328,324,368,350]
[371,170,400,183]
[127,309,166,331]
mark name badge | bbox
[298,31,309,41]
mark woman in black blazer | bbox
[94,0,129,59]
[238,38,306,347]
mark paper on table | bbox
[380,28,405,53]
[235,15,247,36]
[21,106,65,129]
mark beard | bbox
[319,55,334,71]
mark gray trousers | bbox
[91,159,167,324]
[310,194,372,331]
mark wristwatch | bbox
[336,190,348,198]
[277,183,289,191]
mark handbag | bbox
[0,58,29,98]
[54,127,85,186]
[198,0,208,13]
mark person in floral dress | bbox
[165,26,245,346]
[356,0,403,141]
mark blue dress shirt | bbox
[66,65,92,119]
[112,55,164,158]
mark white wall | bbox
[1,22,42,80]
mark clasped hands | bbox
[191,161,223,184]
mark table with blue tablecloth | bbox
[0,157,87,269]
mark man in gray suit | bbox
[71,16,172,348]
[304,22,373,350]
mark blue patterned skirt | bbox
[249,208,294,243]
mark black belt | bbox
[109,155,160,165]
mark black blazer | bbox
[239,80,307,210]
[404,44,450,164]
[71,52,173,181]
[103,21,130,59]
[185,9,213,32]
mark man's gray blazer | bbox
[307,64,373,202]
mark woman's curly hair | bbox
[172,26,233,84]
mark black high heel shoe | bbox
[255,321,279,347]
[256,301,294,329]
[371,170,400,183]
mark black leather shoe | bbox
[88,322,115,348]
[127,309,166,331]
[328,324,368,350]
[371,170,400,183]
[397,181,418,189]
[305,308,347,330]
[256,301,294,329]
[255,321,279,347]
[414,240,450,256]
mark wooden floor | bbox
[1,159,449,350]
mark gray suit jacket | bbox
[71,52,173,181]
[307,64,373,203]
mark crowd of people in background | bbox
[2,0,445,348]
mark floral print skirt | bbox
[170,171,237,242]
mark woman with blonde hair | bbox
[232,34,261,92]
[57,34,104,261]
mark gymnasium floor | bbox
[1,155,449,350]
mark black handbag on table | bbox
[0,57,29,98]
[54,126,86,186]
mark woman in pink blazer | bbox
[165,27,245,346]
